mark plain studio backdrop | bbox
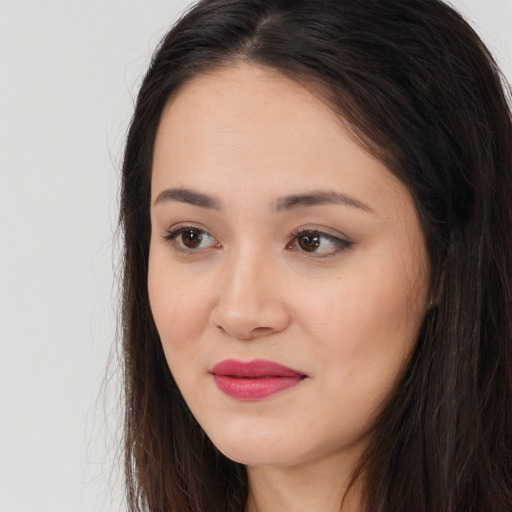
[0,1,510,511]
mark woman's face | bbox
[148,64,430,470]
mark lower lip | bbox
[213,375,304,400]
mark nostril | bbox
[251,326,275,335]
[214,323,275,340]
[210,290,291,339]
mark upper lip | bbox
[210,359,306,378]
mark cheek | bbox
[147,256,212,348]
[295,255,426,385]
[301,277,418,345]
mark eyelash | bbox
[162,225,352,257]
[163,224,219,252]
[287,227,352,257]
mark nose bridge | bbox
[226,242,265,296]
[211,241,289,339]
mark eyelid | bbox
[160,222,352,257]
[162,223,221,252]
[163,221,209,236]
[288,226,353,257]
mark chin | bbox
[218,445,296,467]
[208,429,327,469]
[207,431,296,467]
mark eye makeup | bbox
[162,222,353,259]
[163,224,221,252]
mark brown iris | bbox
[298,234,320,252]
[181,229,203,248]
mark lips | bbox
[210,359,306,400]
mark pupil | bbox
[182,230,202,248]
[299,235,320,252]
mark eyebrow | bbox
[154,188,222,209]
[273,190,374,214]
[153,187,374,214]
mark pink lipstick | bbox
[210,359,306,400]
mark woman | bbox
[119,0,512,510]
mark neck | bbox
[245,451,364,512]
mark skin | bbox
[148,63,430,512]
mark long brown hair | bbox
[119,1,512,510]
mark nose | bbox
[210,249,291,340]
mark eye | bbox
[163,225,220,252]
[288,228,352,257]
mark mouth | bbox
[210,359,307,400]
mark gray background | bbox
[1,1,510,511]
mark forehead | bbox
[155,63,344,159]
[151,63,408,216]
